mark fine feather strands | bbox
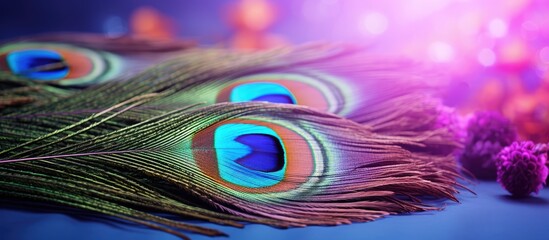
[0,101,463,239]
[3,43,463,156]
[4,43,432,114]
[1,43,465,239]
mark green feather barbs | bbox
[0,41,465,239]
[0,101,462,239]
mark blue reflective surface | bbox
[1,182,548,240]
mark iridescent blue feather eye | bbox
[214,123,287,188]
[7,49,69,80]
[229,82,297,104]
[251,95,294,104]
[234,134,285,172]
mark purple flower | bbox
[459,111,517,180]
[496,141,548,197]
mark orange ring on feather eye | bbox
[0,53,10,71]
[0,46,95,81]
[51,47,95,79]
[216,80,330,112]
[192,119,314,194]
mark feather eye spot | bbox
[215,74,343,113]
[212,123,287,188]
[6,49,69,80]
[229,82,297,104]
[0,42,123,86]
[192,119,316,193]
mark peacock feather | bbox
[0,40,466,239]
[6,42,462,148]
[0,100,463,239]
[0,33,193,110]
